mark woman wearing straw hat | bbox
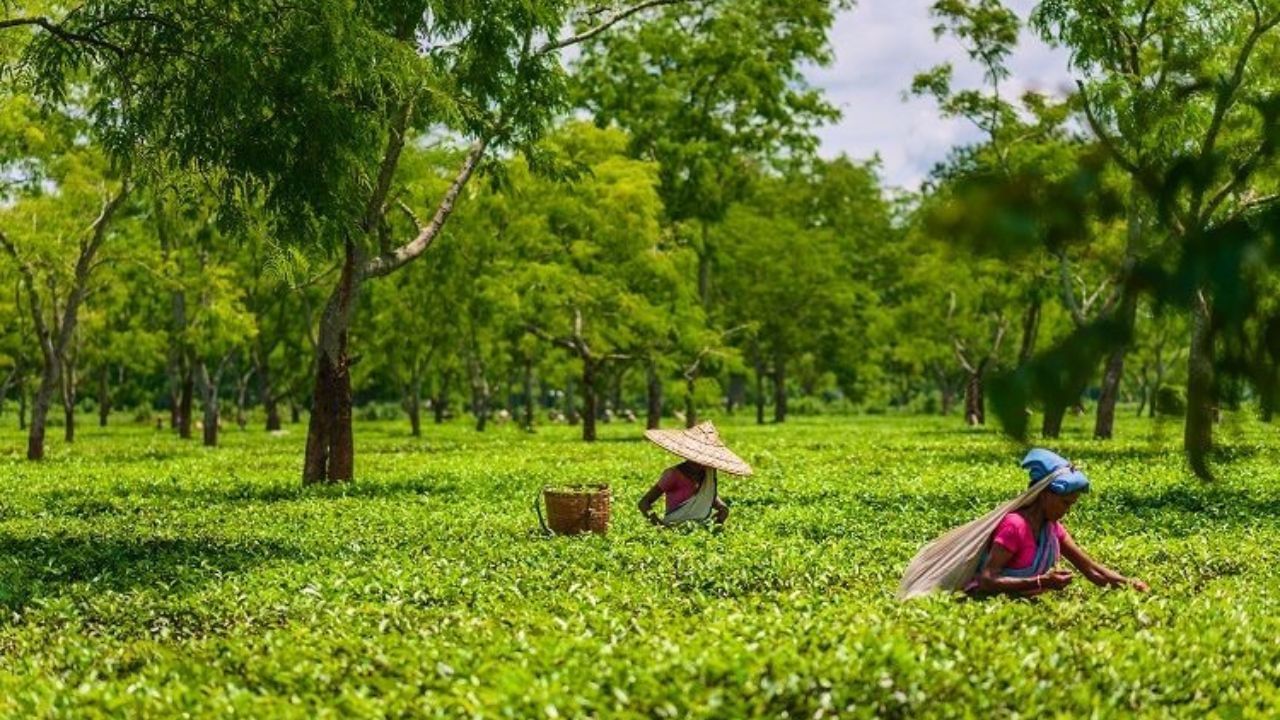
[899,449,1148,599]
[638,421,753,527]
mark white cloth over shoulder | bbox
[662,470,718,526]
[897,477,1053,600]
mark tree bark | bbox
[773,358,787,424]
[522,359,535,431]
[565,378,579,425]
[406,378,422,437]
[234,368,252,430]
[303,246,359,484]
[178,370,194,439]
[255,342,282,432]
[198,362,221,447]
[1094,290,1138,440]
[933,366,956,416]
[469,365,489,433]
[61,356,76,444]
[97,364,111,427]
[1017,297,1042,366]
[964,367,985,426]
[17,372,27,430]
[28,356,59,460]
[1042,403,1067,439]
[1184,295,1215,476]
[582,359,598,442]
[645,362,662,430]
[754,359,767,425]
[433,372,450,424]
[726,373,746,414]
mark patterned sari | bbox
[965,518,1061,596]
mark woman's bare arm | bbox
[712,496,729,525]
[637,484,665,526]
[1060,534,1148,591]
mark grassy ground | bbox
[0,410,1277,718]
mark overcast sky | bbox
[806,1,1075,191]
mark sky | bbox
[806,0,1076,191]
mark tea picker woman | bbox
[638,421,753,527]
[898,449,1148,599]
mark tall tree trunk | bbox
[407,377,422,438]
[235,368,252,430]
[565,378,579,425]
[0,369,11,419]
[1017,298,1042,366]
[469,370,489,433]
[934,367,955,416]
[1185,295,1216,476]
[645,362,662,430]
[17,372,27,431]
[303,247,358,484]
[433,372,450,424]
[97,364,110,427]
[522,359,535,431]
[1042,404,1067,439]
[28,355,60,460]
[199,362,221,447]
[255,343,282,432]
[178,370,194,439]
[290,399,301,424]
[964,366,986,426]
[609,366,624,421]
[754,360,766,426]
[773,358,787,424]
[582,359,598,442]
[61,355,76,444]
[166,358,181,430]
[1094,290,1138,440]
[724,373,742,414]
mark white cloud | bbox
[806,0,1075,191]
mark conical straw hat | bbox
[644,421,754,476]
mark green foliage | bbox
[0,415,1277,715]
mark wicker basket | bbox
[536,484,611,536]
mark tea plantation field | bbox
[0,413,1277,718]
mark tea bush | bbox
[0,412,1276,717]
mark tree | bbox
[1033,0,1280,474]
[0,91,130,459]
[11,0,698,482]
[511,124,670,442]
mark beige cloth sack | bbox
[662,469,718,525]
[897,477,1054,600]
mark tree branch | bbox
[361,137,488,280]
[361,99,414,235]
[535,0,687,56]
[1196,11,1280,184]
[0,16,126,56]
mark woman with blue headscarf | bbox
[967,449,1147,597]
[898,449,1148,600]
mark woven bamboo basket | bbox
[536,484,611,536]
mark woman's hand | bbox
[1126,578,1150,592]
[1038,569,1074,591]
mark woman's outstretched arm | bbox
[637,484,665,526]
[1060,534,1149,591]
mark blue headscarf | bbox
[1021,448,1090,495]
